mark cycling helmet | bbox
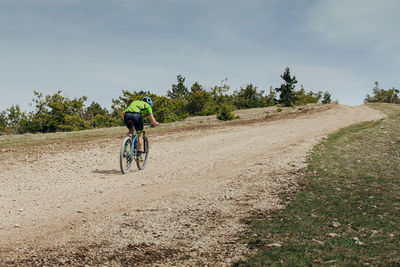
[142,96,153,107]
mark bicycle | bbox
[119,124,151,174]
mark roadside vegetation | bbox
[364,81,400,104]
[235,103,400,266]
[0,68,331,135]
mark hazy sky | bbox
[1,0,399,111]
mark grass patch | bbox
[0,126,127,147]
[235,103,400,266]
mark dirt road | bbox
[0,105,383,266]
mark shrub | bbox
[186,89,217,116]
[0,111,7,133]
[294,86,322,105]
[322,91,332,104]
[233,84,265,109]
[364,81,399,104]
[217,104,235,121]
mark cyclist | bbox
[122,97,159,161]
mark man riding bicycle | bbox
[122,97,159,161]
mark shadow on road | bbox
[92,169,121,175]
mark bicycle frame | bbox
[128,127,147,159]
[129,128,138,159]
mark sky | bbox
[0,0,399,111]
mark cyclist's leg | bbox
[131,113,144,151]
[137,132,143,151]
[123,112,134,137]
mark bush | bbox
[186,90,217,116]
[364,81,399,104]
[277,107,283,112]
[294,87,322,105]
[233,84,265,109]
[322,91,332,104]
[217,104,235,121]
[0,111,7,133]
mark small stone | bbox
[267,243,282,247]
[312,239,324,245]
[77,210,83,213]
[14,224,20,228]
[329,221,341,228]
[353,237,365,245]
[327,233,339,237]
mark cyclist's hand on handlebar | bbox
[151,122,160,128]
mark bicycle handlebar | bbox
[143,123,160,128]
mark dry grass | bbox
[236,103,400,266]
[0,103,331,148]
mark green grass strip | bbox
[235,104,400,266]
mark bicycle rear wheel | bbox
[120,136,134,174]
[136,136,149,170]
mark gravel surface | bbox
[0,105,383,266]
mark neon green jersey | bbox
[125,100,153,115]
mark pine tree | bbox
[322,91,332,104]
[167,75,189,99]
[275,67,297,107]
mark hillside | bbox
[0,104,383,265]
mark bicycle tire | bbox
[120,136,133,174]
[136,136,149,170]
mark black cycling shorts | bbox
[124,112,143,133]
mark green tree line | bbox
[364,81,400,104]
[0,67,332,134]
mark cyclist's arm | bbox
[121,111,125,120]
[149,113,159,126]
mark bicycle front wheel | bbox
[120,136,133,174]
[136,136,149,170]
